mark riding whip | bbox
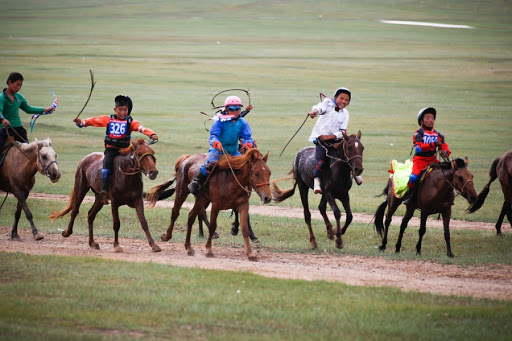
[279,112,310,157]
[74,70,96,120]
[210,88,251,109]
[30,89,58,133]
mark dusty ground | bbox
[1,192,511,301]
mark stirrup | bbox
[99,190,110,205]
[188,181,200,195]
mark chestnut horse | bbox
[49,139,160,252]
[145,152,259,242]
[468,149,512,234]
[272,131,364,250]
[149,148,271,260]
[374,157,477,258]
[0,138,61,240]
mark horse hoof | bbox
[335,241,343,249]
[231,229,238,236]
[206,252,214,258]
[34,232,44,241]
[251,238,260,244]
[152,244,162,252]
[212,232,219,239]
[114,246,123,253]
[327,233,335,240]
[447,253,454,258]
[161,234,170,242]
[90,243,100,250]
[61,231,71,238]
[311,243,318,250]
[10,235,21,241]
[187,248,195,256]
[248,255,258,261]
[379,245,386,252]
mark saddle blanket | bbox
[388,159,413,198]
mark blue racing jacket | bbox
[209,115,253,155]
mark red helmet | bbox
[224,95,243,107]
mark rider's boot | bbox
[99,169,111,205]
[402,183,416,207]
[313,177,322,194]
[188,171,208,195]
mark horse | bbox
[145,152,260,242]
[468,149,512,235]
[271,131,364,250]
[149,148,271,260]
[49,138,161,252]
[374,157,478,258]
[0,138,61,240]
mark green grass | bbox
[1,252,511,341]
[1,0,512,339]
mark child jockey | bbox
[402,107,451,206]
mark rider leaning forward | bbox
[308,87,351,194]
[0,72,56,152]
[73,95,158,204]
[188,95,254,195]
[402,107,451,206]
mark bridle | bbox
[320,138,362,174]
[119,147,156,176]
[439,163,474,198]
[36,146,58,178]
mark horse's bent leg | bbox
[299,184,317,249]
[205,209,220,258]
[339,195,353,236]
[326,195,343,249]
[441,210,454,258]
[62,185,89,238]
[395,207,414,253]
[134,198,161,252]
[12,195,43,241]
[415,214,428,256]
[111,205,123,253]
[87,201,103,249]
[318,196,335,240]
[247,215,259,243]
[381,201,399,251]
[231,210,240,236]
[162,195,186,241]
[185,203,203,256]
[10,201,23,241]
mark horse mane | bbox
[216,148,262,174]
[119,138,145,156]
[430,158,465,170]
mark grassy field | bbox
[1,0,512,339]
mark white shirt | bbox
[308,98,349,142]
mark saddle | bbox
[388,159,433,198]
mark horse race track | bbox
[1,193,511,301]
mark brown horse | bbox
[468,149,512,234]
[149,148,271,260]
[145,152,259,242]
[49,139,160,252]
[374,158,477,258]
[0,138,61,240]
[272,131,364,250]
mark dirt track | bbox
[1,192,511,301]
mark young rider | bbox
[188,95,254,195]
[402,107,451,206]
[0,72,55,152]
[308,87,351,194]
[73,95,158,204]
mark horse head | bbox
[451,157,477,205]
[131,139,158,180]
[337,130,364,185]
[36,138,61,183]
[247,149,272,204]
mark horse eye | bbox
[458,176,464,182]
[42,155,47,160]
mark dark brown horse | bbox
[272,131,364,249]
[149,148,271,260]
[0,138,61,240]
[468,149,512,234]
[49,139,160,252]
[374,158,477,258]
[145,152,259,242]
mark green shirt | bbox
[0,88,44,129]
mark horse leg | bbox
[298,183,317,249]
[339,195,353,236]
[505,201,512,231]
[185,202,204,256]
[318,196,335,240]
[161,193,187,242]
[11,194,43,241]
[247,215,259,243]
[441,210,454,258]
[325,195,344,249]
[231,210,258,242]
[62,185,89,238]
[87,200,103,250]
[205,209,219,258]
[238,203,256,261]
[395,206,415,253]
[495,201,508,235]
[134,197,161,252]
[415,214,428,256]
[381,199,400,251]
[111,205,123,253]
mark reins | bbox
[118,147,156,176]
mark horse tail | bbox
[145,178,176,207]
[48,188,75,220]
[467,157,500,213]
[270,169,297,203]
[374,198,388,238]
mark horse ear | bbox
[357,130,362,139]
[263,152,269,163]
[464,156,469,167]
